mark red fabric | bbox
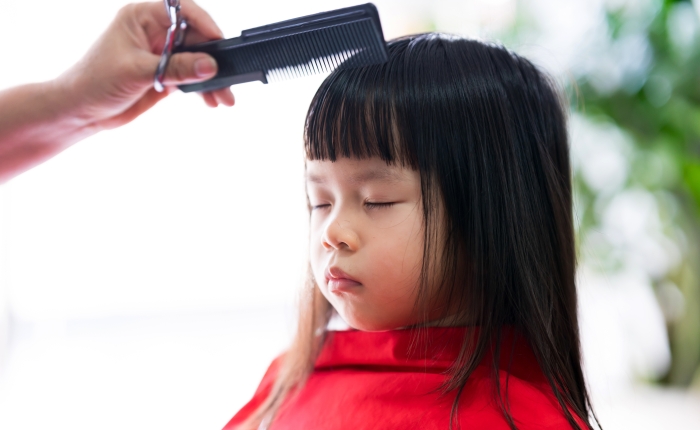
[223,327,582,430]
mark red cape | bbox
[224,327,581,429]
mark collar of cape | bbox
[314,326,547,385]
[221,326,585,430]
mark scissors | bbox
[154,0,188,92]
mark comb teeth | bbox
[177,4,388,93]
[212,19,385,84]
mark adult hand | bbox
[0,0,233,183]
[57,0,234,131]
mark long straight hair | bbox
[241,33,598,430]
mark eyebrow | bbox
[306,168,405,185]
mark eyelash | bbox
[311,202,395,210]
[365,202,395,209]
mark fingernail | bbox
[195,58,217,78]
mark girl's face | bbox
[306,156,425,331]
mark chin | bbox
[340,312,408,332]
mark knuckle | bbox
[169,57,191,82]
[181,0,198,11]
[116,3,137,18]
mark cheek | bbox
[352,237,423,330]
[382,210,423,262]
[374,241,420,280]
[365,215,424,298]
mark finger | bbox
[180,0,224,40]
[160,52,218,85]
[202,91,218,107]
[211,87,235,107]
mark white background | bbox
[0,1,699,429]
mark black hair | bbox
[303,33,598,430]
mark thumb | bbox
[161,52,218,86]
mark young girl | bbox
[224,33,598,430]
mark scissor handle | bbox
[154,0,188,92]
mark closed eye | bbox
[311,204,331,211]
[365,202,395,209]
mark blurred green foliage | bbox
[571,0,700,387]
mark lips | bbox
[325,266,362,293]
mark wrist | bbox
[47,74,98,130]
[0,79,100,183]
[13,79,103,151]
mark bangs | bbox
[304,57,418,169]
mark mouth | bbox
[325,266,362,293]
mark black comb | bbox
[175,3,388,93]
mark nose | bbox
[322,217,360,251]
